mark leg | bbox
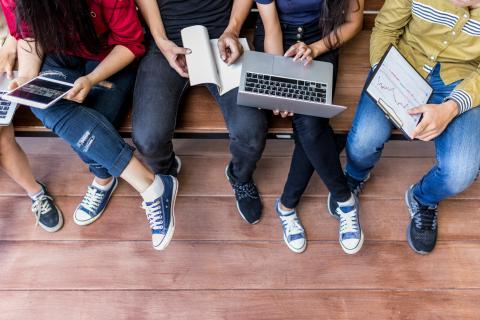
[0,125,41,194]
[207,86,268,183]
[413,107,480,206]
[346,83,394,180]
[132,48,189,175]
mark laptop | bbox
[0,73,17,126]
[237,51,346,118]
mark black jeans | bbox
[132,38,268,183]
[254,20,351,208]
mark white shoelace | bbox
[81,186,104,213]
[142,200,164,231]
[338,209,359,234]
[280,214,304,236]
[31,195,53,226]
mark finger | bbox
[172,47,192,56]
[293,48,305,61]
[284,45,298,57]
[288,112,294,117]
[412,120,429,138]
[281,111,289,118]
[8,80,19,90]
[273,109,280,115]
[226,42,242,65]
[5,63,13,79]
[66,85,82,100]
[408,106,426,115]
[172,62,189,78]
[303,56,313,66]
[300,48,312,61]
[218,39,228,61]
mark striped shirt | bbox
[371,0,480,113]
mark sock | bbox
[337,193,355,207]
[141,175,165,203]
[28,185,45,201]
[277,201,295,215]
[92,177,115,191]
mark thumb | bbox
[8,79,19,90]
[172,46,192,55]
[66,84,82,99]
[408,105,426,115]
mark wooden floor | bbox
[1,138,479,319]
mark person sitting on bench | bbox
[345,0,480,254]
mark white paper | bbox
[181,25,220,88]
[210,38,250,95]
[367,46,432,138]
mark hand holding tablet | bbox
[2,76,74,109]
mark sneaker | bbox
[225,164,262,224]
[142,175,178,250]
[336,195,364,254]
[31,183,64,232]
[405,185,438,254]
[328,173,370,220]
[73,177,118,226]
[274,199,306,253]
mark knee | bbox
[346,125,386,162]
[229,123,267,154]
[293,115,330,144]
[132,127,172,157]
[438,163,478,195]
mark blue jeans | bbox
[133,41,268,182]
[346,64,480,206]
[31,55,135,178]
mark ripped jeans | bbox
[31,55,135,178]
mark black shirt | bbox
[158,0,232,45]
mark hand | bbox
[273,109,294,118]
[409,100,459,141]
[218,31,244,65]
[450,0,480,7]
[284,42,319,65]
[65,76,93,103]
[157,38,191,78]
[8,76,31,90]
[0,36,17,79]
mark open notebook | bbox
[181,25,250,96]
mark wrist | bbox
[223,25,240,38]
[85,73,99,86]
[445,99,460,118]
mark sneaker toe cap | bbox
[341,238,361,251]
[152,233,166,249]
[289,238,306,252]
[74,208,94,222]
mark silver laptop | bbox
[0,73,17,126]
[237,51,346,118]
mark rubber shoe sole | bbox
[283,233,307,254]
[153,176,178,251]
[404,186,430,255]
[339,230,364,255]
[73,178,119,226]
[39,205,64,233]
[225,165,261,225]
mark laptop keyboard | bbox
[244,72,327,103]
[0,92,12,119]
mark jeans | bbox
[254,20,351,207]
[31,55,135,178]
[132,39,268,183]
[346,64,480,206]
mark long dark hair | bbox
[319,0,361,50]
[15,0,101,55]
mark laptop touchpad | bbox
[273,56,313,79]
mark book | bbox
[181,25,250,96]
[366,45,433,139]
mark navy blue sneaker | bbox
[225,164,262,224]
[328,172,370,220]
[337,196,364,254]
[31,183,64,232]
[275,199,306,253]
[405,185,438,254]
[74,178,118,226]
[142,175,178,250]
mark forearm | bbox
[225,0,253,36]
[257,3,283,55]
[17,39,42,79]
[311,18,362,57]
[86,45,135,85]
[2,34,17,54]
[135,0,169,42]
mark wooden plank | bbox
[0,196,477,242]
[0,155,478,199]
[1,290,478,320]
[1,241,480,290]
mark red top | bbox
[0,0,145,60]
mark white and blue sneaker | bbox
[336,194,364,254]
[74,177,119,226]
[142,175,178,251]
[275,199,306,253]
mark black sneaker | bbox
[31,183,64,232]
[405,185,438,254]
[225,163,262,224]
[328,173,370,220]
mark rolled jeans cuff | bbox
[109,143,135,177]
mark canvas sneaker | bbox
[31,183,64,232]
[274,199,306,253]
[328,173,370,220]
[336,195,364,254]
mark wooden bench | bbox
[13,1,386,139]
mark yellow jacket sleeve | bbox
[447,64,480,113]
[370,0,413,67]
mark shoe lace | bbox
[31,195,53,226]
[413,206,438,231]
[337,208,359,235]
[232,182,259,200]
[279,214,304,236]
[142,199,164,231]
[81,186,104,213]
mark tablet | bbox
[2,76,74,109]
